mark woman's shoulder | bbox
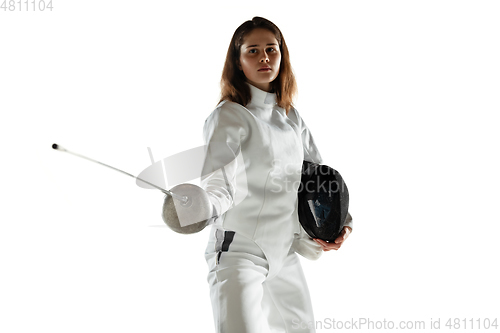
[285,105,303,126]
[206,100,251,123]
[217,99,250,113]
[203,100,252,135]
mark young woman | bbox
[201,17,353,333]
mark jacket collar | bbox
[246,82,277,109]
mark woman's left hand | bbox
[313,226,352,251]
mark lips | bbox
[258,67,272,71]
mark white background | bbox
[1,1,499,332]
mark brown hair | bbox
[218,17,297,115]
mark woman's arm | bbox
[297,108,354,232]
[200,102,249,224]
[291,107,354,257]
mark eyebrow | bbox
[245,43,278,48]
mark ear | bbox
[236,60,242,71]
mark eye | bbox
[267,47,276,52]
[249,49,257,54]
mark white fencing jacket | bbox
[201,83,352,278]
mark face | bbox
[238,28,281,92]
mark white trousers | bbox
[204,226,316,333]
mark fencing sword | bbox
[52,143,187,202]
[52,143,215,233]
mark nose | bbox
[259,51,269,62]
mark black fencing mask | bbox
[297,160,349,242]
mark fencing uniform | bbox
[201,83,353,333]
